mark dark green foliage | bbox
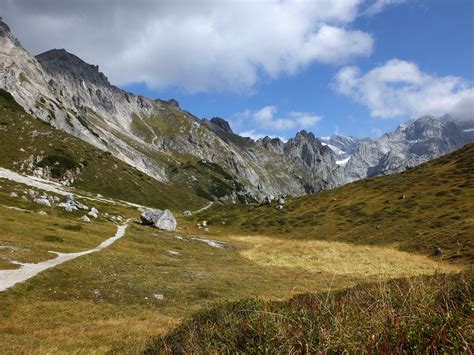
[195,186,214,201]
[37,153,79,178]
[209,177,232,198]
[43,235,64,243]
[61,224,83,232]
[198,160,234,180]
[146,273,473,354]
[0,89,24,112]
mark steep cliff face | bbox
[0,19,340,201]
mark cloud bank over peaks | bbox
[333,59,474,121]
[0,0,393,92]
[233,105,322,141]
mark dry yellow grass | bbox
[0,301,178,354]
[232,236,460,278]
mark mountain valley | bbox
[0,14,472,354]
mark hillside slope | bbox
[148,272,472,353]
[0,88,206,210]
[0,19,341,200]
[196,143,474,263]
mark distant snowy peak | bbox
[342,114,473,183]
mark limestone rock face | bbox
[341,115,473,183]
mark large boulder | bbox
[141,209,177,231]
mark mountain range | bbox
[0,19,472,203]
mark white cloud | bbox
[239,129,287,142]
[0,0,379,92]
[363,0,406,16]
[249,106,322,131]
[333,59,474,121]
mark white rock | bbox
[34,198,51,207]
[140,209,177,231]
[80,215,91,223]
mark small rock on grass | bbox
[34,198,51,207]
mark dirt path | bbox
[194,201,214,214]
[0,167,148,209]
[0,223,128,292]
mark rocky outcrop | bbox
[141,209,177,231]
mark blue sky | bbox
[3,0,473,140]
[122,0,473,140]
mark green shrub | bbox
[37,154,79,178]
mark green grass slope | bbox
[148,272,472,354]
[196,143,474,263]
[0,89,207,211]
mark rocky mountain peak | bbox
[36,49,110,87]
[167,98,180,108]
[402,115,461,141]
[210,117,233,134]
[0,18,11,35]
[294,129,316,141]
[257,136,285,154]
[0,18,21,46]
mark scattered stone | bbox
[9,192,18,198]
[399,194,406,200]
[432,246,443,256]
[65,194,76,204]
[27,189,37,197]
[275,204,284,210]
[34,198,51,207]
[153,293,164,300]
[204,227,209,232]
[65,205,77,212]
[277,197,285,205]
[140,209,177,231]
[96,194,103,198]
[58,202,78,212]
[37,211,48,216]
[75,202,89,211]
[261,195,274,205]
[80,215,91,223]
[116,215,123,222]
[183,210,192,217]
[202,220,208,227]
[88,207,99,218]
[191,237,227,249]
[167,250,180,256]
